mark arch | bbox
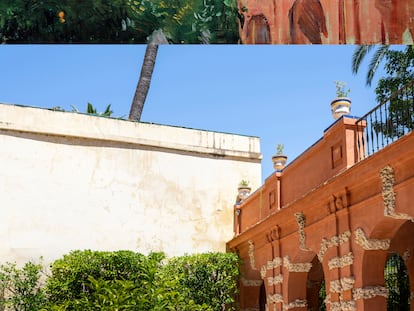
[306,256,326,311]
[385,252,410,310]
[359,219,414,309]
[288,0,328,44]
[259,282,266,311]
[284,252,325,310]
[246,15,271,44]
[359,249,389,309]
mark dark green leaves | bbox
[0,0,239,43]
[0,261,47,310]
[44,250,239,310]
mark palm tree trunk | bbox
[128,43,159,121]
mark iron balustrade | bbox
[356,80,414,161]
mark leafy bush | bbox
[45,250,214,310]
[45,250,147,309]
[71,274,211,310]
[0,0,239,43]
[0,261,47,311]
[165,252,241,311]
[0,250,241,310]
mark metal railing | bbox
[356,80,414,161]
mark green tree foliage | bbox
[43,250,239,310]
[189,0,239,43]
[318,280,326,311]
[375,46,414,103]
[45,250,148,309]
[385,253,410,311]
[0,0,139,43]
[0,251,240,310]
[165,252,241,311]
[0,0,239,43]
[372,46,414,139]
[0,261,47,311]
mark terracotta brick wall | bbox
[238,0,414,44]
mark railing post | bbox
[356,119,367,161]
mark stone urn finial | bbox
[272,144,287,171]
[331,81,351,119]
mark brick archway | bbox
[385,253,410,310]
[356,219,414,309]
[281,252,323,310]
[306,256,325,310]
[245,14,271,44]
[387,220,414,310]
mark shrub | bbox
[45,250,147,309]
[45,250,212,310]
[0,261,47,311]
[164,252,241,311]
[0,250,241,310]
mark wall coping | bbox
[0,103,262,162]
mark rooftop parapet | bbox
[0,103,262,162]
[234,116,365,235]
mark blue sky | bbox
[0,45,386,180]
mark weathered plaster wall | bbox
[0,103,262,264]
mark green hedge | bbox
[165,253,241,311]
[45,250,148,308]
[0,250,240,310]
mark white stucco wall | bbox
[0,103,261,264]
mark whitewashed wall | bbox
[0,104,261,264]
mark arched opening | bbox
[306,256,326,311]
[259,282,266,311]
[359,219,411,310]
[246,15,271,44]
[385,253,410,310]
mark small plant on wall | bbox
[238,179,250,187]
[334,80,350,98]
[237,179,251,203]
[276,143,284,155]
[272,144,287,171]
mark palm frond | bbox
[351,45,372,75]
[70,105,80,112]
[366,45,389,86]
[103,104,113,116]
[87,102,97,114]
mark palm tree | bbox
[128,44,158,121]
[128,30,168,121]
[127,0,239,121]
[352,45,389,86]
